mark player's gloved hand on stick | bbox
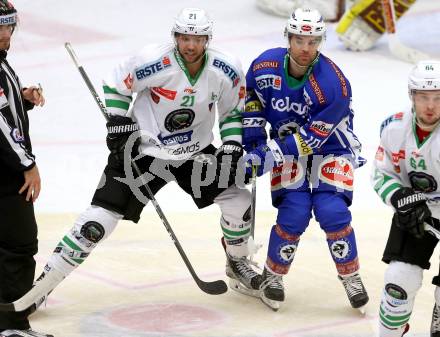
[215,141,243,184]
[243,136,297,178]
[106,115,139,164]
[390,187,431,239]
[242,111,267,152]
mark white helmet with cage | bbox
[171,8,213,41]
[408,60,440,95]
[285,7,326,38]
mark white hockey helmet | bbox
[285,7,326,38]
[171,8,213,41]
[408,60,440,95]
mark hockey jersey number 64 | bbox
[372,110,440,219]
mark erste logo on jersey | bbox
[309,120,333,137]
[380,112,404,135]
[212,58,240,87]
[255,74,282,91]
[135,56,172,80]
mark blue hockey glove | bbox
[243,139,287,177]
[242,111,267,152]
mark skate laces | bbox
[432,304,440,332]
[340,273,365,297]
[233,257,259,280]
[260,270,283,291]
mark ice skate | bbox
[431,304,440,337]
[0,328,54,337]
[338,272,369,314]
[259,267,284,311]
[226,254,262,298]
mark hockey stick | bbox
[426,223,440,240]
[63,42,227,295]
[250,165,257,238]
[381,0,430,63]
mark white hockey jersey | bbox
[371,109,440,219]
[103,43,245,160]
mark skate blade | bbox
[357,305,367,315]
[260,293,281,312]
[228,279,260,298]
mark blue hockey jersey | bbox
[245,48,363,166]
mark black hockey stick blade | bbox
[0,303,15,312]
[0,302,35,313]
[197,279,228,295]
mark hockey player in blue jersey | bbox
[242,7,369,311]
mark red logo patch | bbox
[301,25,312,32]
[375,146,384,161]
[391,150,405,165]
[239,86,245,99]
[162,56,171,66]
[152,87,177,100]
[184,88,196,94]
[270,161,304,191]
[151,91,160,104]
[123,74,133,90]
[319,157,354,191]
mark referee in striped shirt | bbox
[0,1,51,336]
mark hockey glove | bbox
[243,134,301,178]
[106,115,139,165]
[242,111,267,152]
[390,187,431,239]
[215,141,243,185]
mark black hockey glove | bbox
[390,187,431,239]
[106,115,139,164]
[215,141,243,185]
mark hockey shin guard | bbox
[326,224,359,276]
[379,261,422,337]
[266,224,300,275]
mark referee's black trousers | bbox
[0,187,38,330]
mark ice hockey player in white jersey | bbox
[4,7,262,313]
[372,60,440,337]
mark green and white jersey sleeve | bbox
[371,109,440,218]
[102,43,245,160]
[208,46,245,145]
